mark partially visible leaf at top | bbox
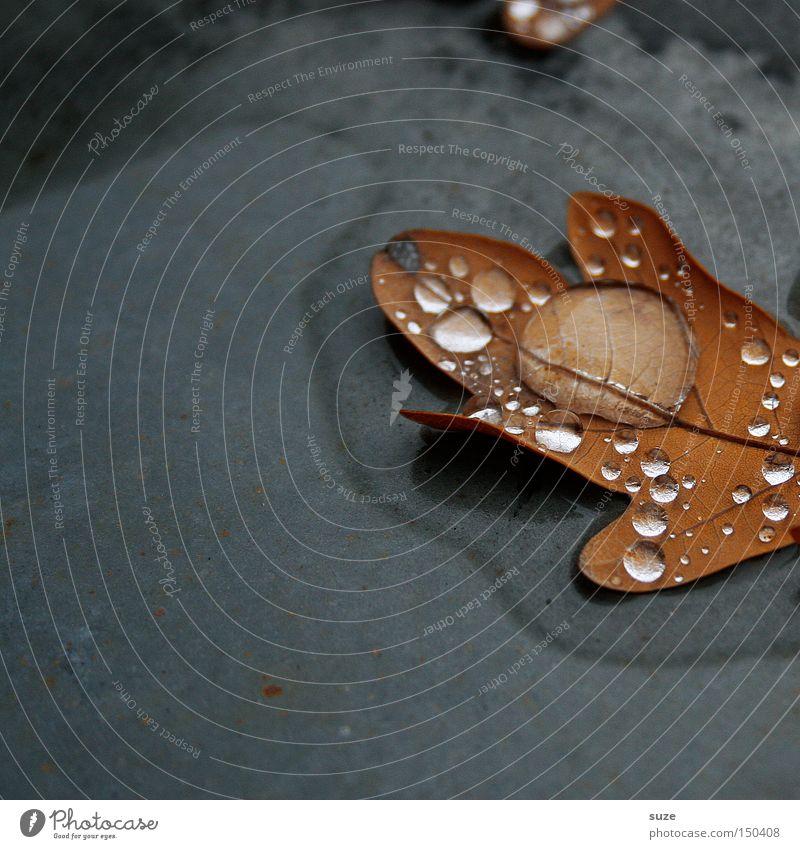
[502,0,618,50]
[370,193,800,592]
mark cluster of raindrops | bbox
[386,234,800,588]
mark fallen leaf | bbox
[502,0,617,50]
[370,192,800,591]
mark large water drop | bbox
[534,409,583,454]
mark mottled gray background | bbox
[1,0,799,799]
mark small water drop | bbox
[722,311,738,328]
[522,404,540,417]
[762,451,794,485]
[631,501,668,537]
[505,399,521,411]
[701,546,710,555]
[534,409,584,454]
[613,428,639,455]
[628,215,643,236]
[471,267,515,313]
[590,208,616,238]
[467,405,503,425]
[584,255,606,277]
[650,474,679,503]
[680,554,690,566]
[625,476,642,493]
[505,425,525,435]
[623,540,666,583]
[770,372,785,388]
[448,255,469,278]
[640,447,670,478]
[621,243,642,269]
[507,0,540,22]
[748,416,770,438]
[732,485,752,504]
[601,461,621,481]
[408,321,421,334]
[682,474,696,490]
[430,307,492,353]
[741,338,771,366]
[722,523,734,536]
[758,526,776,543]
[439,359,457,372]
[657,265,671,281]
[414,274,452,314]
[762,392,780,410]
[782,348,800,367]
[527,282,551,306]
[762,492,789,522]
[395,310,406,320]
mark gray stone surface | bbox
[0,0,799,799]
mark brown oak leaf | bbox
[370,192,800,592]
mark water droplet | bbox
[601,461,621,481]
[534,409,583,454]
[762,392,780,410]
[741,338,771,366]
[471,267,515,313]
[625,476,642,493]
[613,428,639,455]
[408,321,421,334]
[585,255,605,276]
[782,349,800,367]
[675,575,684,583]
[650,474,679,503]
[522,404,540,417]
[722,523,734,536]
[430,307,492,353]
[632,501,668,537]
[527,282,551,306]
[448,255,469,278]
[680,554,690,566]
[623,540,666,583]
[590,208,616,238]
[505,425,525,435]
[414,274,452,314]
[395,310,407,320]
[732,485,752,504]
[762,451,794,485]
[628,215,643,236]
[769,372,785,389]
[682,474,696,490]
[507,0,540,22]
[758,526,776,543]
[621,243,642,268]
[467,405,503,425]
[640,447,670,478]
[722,311,738,328]
[439,359,457,372]
[505,399,521,411]
[424,260,437,271]
[657,265,671,281]
[762,492,789,522]
[748,416,770,438]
